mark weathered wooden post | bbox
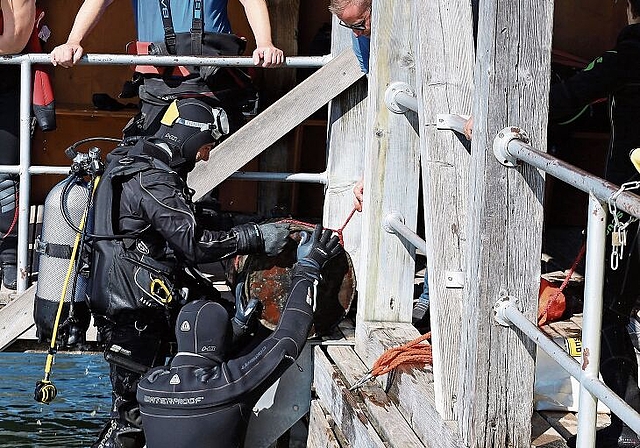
[458,0,554,446]
[412,0,475,421]
[322,18,368,275]
[258,0,300,215]
[355,0,420,358]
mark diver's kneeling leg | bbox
[92,364,145,448]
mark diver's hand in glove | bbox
[258,222,291,257]
[297,224,344,271]
[231,282,261,342]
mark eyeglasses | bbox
[338,19,367,31]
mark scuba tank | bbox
[33,147,104,347]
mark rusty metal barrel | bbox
[226,221,356,336]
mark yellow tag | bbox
[150,278,172,304]
[566,337,582,357]
[630,148,640,174]
[160,100,180,126]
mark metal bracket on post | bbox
[444,271,465,289]
[384,82,416,114]
[493,295,519,327]
[493,127,529,168]
[382,212,405,233]
[436,114,470,132]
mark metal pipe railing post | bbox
[494,298,640,434]
[576,194,607,447]
[17,60,32,293]
[382,212,428,254]
[492,129,640,218]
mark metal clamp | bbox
[493,127,529,167]
[493,295,519,327]
[384,82,416,114]
[382,212,405,233]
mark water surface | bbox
[0,352,111,447]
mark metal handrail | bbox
[7,53,331,292]
[383,213,428,254]
[0,53,331,67]
[494,127,640,218]
[490,127,640,445]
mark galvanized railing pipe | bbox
[493,297,640,435]
[17,60,32,292]
[228,171,327,184]
[576,194,607,447]
[0,53,331,68]
[384,82,418,114]
[382,213,428,254]
[493,128,640,218]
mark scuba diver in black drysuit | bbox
[88,98,291,448]
[137,224,344,448]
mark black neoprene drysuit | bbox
[136,265,315,448]
[89,138,266,434]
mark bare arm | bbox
[0,0,35,54]
[238,0,284,67]
[49,0,113,68]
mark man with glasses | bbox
[329,0,371,73]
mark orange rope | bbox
[371,332,432,378]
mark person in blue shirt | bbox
[51,0,283,68]
[50,0,284,138]
[328,0,370,74]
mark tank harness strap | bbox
[191,0,203,55]
[35,238,72,259]
[158,0,177,54]
[158,0,204,56]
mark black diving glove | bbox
[258,222,291,257]
[296,224,344,277]
[231,282,262,343]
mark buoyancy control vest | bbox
[89,153,182,320]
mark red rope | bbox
[2,192,19,239]
[279,206,358,245]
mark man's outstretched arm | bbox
[50,0,114,68]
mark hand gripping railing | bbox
[1,53,331,293]
[490,127,640,447]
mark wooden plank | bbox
[327,345,425,448]
[457,0,554,446]
[0,285,36,351]
[313,346,387,448]
[411,0,475,420]
[308,400,341,448]
[188,49,365,200]
[355,0,420,328]
[323,20,368,278]
[355,322,464,448]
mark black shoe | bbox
[412,301,430,333]
[2,264,17,290]
[91,418,145,448]
[567,425,640,448]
